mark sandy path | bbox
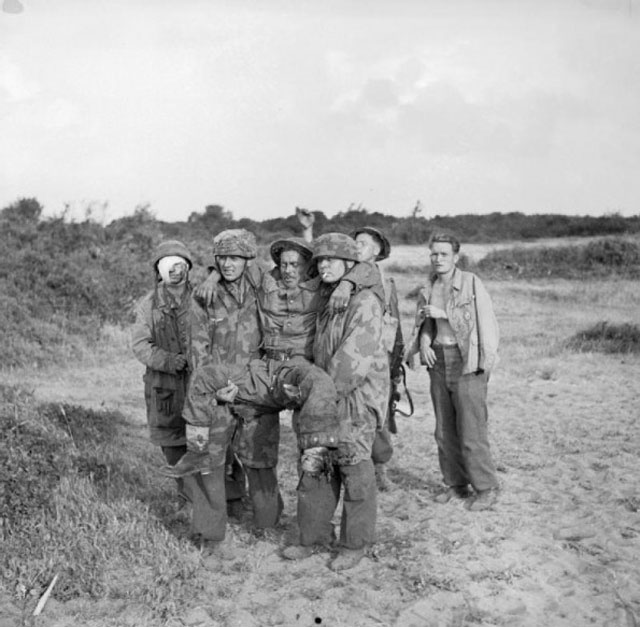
[3,277,639,626]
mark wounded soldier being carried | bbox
[164,230,380,480]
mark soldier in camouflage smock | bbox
[283,233,389,572]
[166,229,284,534]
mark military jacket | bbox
[258,270,326,359]
[245,261,380,360]
[313,287,389,463]
[131,283,192,446]
[190,273,262,377]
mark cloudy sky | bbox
[1,0,639,223]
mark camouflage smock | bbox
[189,273,261,375]
[313,286,389,464]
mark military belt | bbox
[263,348,292,361]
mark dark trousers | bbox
[296,459,377,549]
[245,466,284,529]
[429,345,499,492]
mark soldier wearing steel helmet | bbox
[351,226,406,492]
[163,229,285,549]
[131,239,244,546]
[283,232,389,572]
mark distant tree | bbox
[1,197,44,223]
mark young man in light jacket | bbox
[405,232,500,511]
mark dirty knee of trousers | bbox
[300,447,329,475]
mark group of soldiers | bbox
[132,216,405,572]
[131,215,501,572]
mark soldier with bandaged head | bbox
[131,239,245,547]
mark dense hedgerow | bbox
[3,197,640,367]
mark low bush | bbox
[0,384,199,614]
[566,321,640,354]
[477,237,640,279]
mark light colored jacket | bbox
[407,268,499,374]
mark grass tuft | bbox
[0,384,199,618]
[566,321,640,354]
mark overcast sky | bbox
[1,0,639,223]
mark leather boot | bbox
[330,548,365,571]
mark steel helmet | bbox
[151,240,193,269]
[350,226,391,261]
[270,237,313,265]
[311,232,359,263]
[212,229,257,259]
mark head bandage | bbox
[158,255,188,283]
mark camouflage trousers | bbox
[183,362,284,528]
[186,356,341,458]
[235,356,340,450]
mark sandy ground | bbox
[3,269,639,627]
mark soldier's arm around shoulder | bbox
[342,260,381,293]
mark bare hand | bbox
[174,354,188,371]
[282,383,301,404]
[422,305,447,319]
[419,336,437,368]
[328,281,352,315]
[216,382,239,404]
[194,273,220,305]
[295,207,315,229]
[402,344,415,367]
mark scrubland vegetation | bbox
[1,197,639,626]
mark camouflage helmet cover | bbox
[270,237,314,265]
[151,239,193,269]
[311,232,360,263]
[212,228,257,259]
[350,226,391,261]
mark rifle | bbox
[388,363,414,434]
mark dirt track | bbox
[3,273,639,626]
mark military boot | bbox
[161,425,211,478]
